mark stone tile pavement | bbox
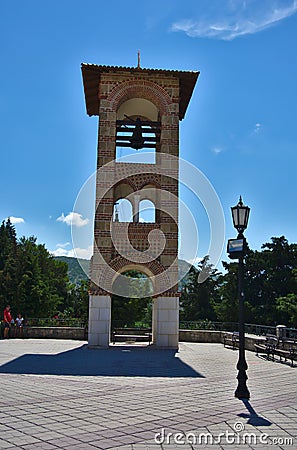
[0,339,296,449]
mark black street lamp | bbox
[227,196,250,400]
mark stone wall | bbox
[179,330,222,343]
[9,327,87,340]
[179,330,263,352]
[6,327,262,352]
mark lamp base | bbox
[235,371,250,400]
[235,388,250,400]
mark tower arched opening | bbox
[115,98,160,164]
[111,269,153,332]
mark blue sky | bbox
[1,0,297,270]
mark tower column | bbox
[88,295,111,347]
[133,193,140,222]
[155,297,179,348]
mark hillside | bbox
[55,256,90,285]
[55,256,192,288]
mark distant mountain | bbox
[55,256,90,285]
[55,256,193,288]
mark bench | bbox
[223,332,239,350]
[274,339,297,367]
[254,334,277,361]
[112,328,152,345]
[255,335,297,367]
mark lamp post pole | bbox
[228,196,250,400]
[235,250,250,399]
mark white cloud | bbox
[57,212,89,227]
[51,245,93,259]
[56,242,70,249]
[8,216,25,224]
[211,146,223,154]
[171,0,297,40]
[253,122,262,134]
[51,248,70,257]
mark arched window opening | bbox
[139,199,156,223]
[113,198,133,222]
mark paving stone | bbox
[0,441,16,449]
[0,339,296,450]
[21,443,60,449]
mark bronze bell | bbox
[129,118,145,150]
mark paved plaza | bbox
[0,339,296,449]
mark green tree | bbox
[180,257,221,322]
[111,271,152,328]
[211,261,239,322]
[0,219,70,318]
[275,294,297,327]
[17,236,69,317]
[275,268,297,327]
[245,236,297,324]
[215,236,297,326]
[66,279,89,321]
[0,219,19,309]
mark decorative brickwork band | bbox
[107,80,173,115]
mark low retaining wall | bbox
[179,329,264,352]
[244,334,266,352]
[6,327,262,351]
[179,330,222,343]
[9,327,87,340]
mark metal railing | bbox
[25,318,87,328]
[111,321,151,329]
[287,328,297,339]
[245,323,276,336]
[179,321,238,331]
[179,321,297,337]
[7,318,296,339]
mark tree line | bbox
[181,237,297,327]
[0,219,88,321]
[1,218,296,328]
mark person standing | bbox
[3,305,12,339]
[15,313,24,337]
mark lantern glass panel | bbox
[244,208,250,228]
[231,207,239,227]
[238,208,247,227]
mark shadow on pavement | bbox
[238,399,272,426]
[0,344,204,378]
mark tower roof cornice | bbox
[81,63,199,120]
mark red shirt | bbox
[4,309,12,323]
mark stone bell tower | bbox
[81,61,198,348]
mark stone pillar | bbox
[133,193,140,223]
[155,297,179,349]
[276,324,287,339]
[88,295,111,347]
[152,298,158,344]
